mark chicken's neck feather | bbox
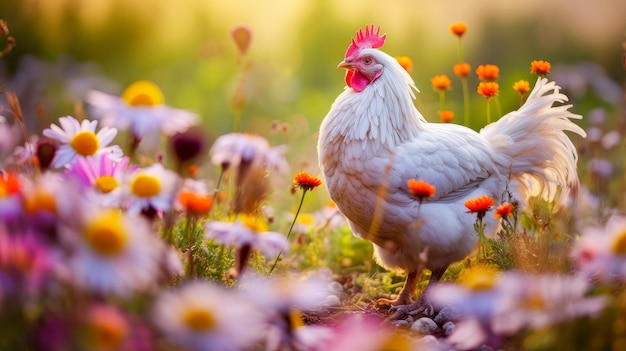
[323,51,427,151]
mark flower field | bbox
[0,2,625,350]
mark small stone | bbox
[405,315,414,325]
[442,321,455,336]
[323,295,341,307]
[434,306,462,325]
[391,320,411,328]
[411,317,438,335]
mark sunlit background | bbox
[1,0,625,177]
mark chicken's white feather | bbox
[318,39,585,304]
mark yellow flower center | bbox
[24,192,57,214]
[183,308,216,332]
[131,174,161,198]
[378,331,411,351]
[95,175,119,194]
[612,230,626,255]
[458,265,498,291]
[70,131,100,157]
[239,214,268,233]
[288,309,305,329]
[85,211,128,256]
[121,80,164,107]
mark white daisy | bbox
[571,215,626,283]
[42,116,123,168]
[60,207,164,298]
[85,80,197,151]
[239,272,332,314]
[151,280,266,351]
[492,272,606,335]
[124,163,179,215]
[65,154,133,208]
[204,215,289,259]
[210,133,288,175]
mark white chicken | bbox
[317,25,586,310]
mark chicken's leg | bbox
[383,266,448,320]
[377,270,419,307]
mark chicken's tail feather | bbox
[480,78,586,205]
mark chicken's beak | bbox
[337,60,353,70]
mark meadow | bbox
[0,1,625,350]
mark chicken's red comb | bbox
[345,25,387,60]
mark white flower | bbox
[492,272,605,335]
[204,215,288,259]
[85,80,197,151]
[151,280,266,351]
[428,264,503,322]
[239,272,332,314]
[124,163,179,215]
[42,116,123,168]
[572,215,626,283]
[65,154,133,208]
[210,133,288,175]
[60,208,164,298]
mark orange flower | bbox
[494,203,515,219]
[530,60,551,76]
[292,171,322,192]
[439,110,455,123]
[449,22,467,37]
[431,75,452,92]
[477,82,499,99]
[465,195,495,214]
[407,179,436,200]
[453,63,471,78]
[475,64,500,81]
[0,172,20,197]
[395,56,413,73]
[513,80,530,95]
[187,164,199,178]
[178,191,214,217]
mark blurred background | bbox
[0,0,625,175]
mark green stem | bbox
[494,96,502,120]
[213,168,225,199]
[184,216,198,276]
[439,91,446,111]
[478,216,486,260]
[461,77,470,127]
[457,37,464,63]
[269,189,308,274]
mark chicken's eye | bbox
[363,57,372,65]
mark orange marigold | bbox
[477,82,499,99]
[530,60,551,76]
[178,191,214,216]
[453,63,471,78]
[475,64,500,81]
[449,22,467,37]
[431,75,452,92]
[513,80,530,94]
[293,171,322,192]
[494,203,515,219]
[407,179,436,200]
[465,195,495,214]
[439,110,455,123]
[395,56,413,73]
